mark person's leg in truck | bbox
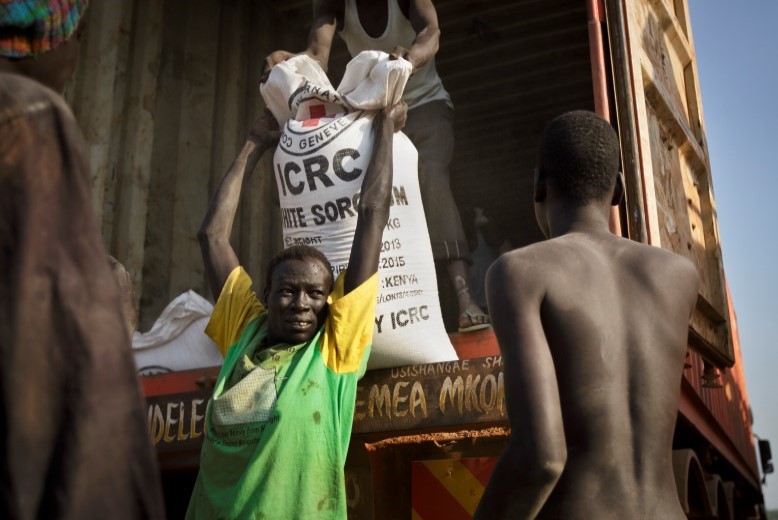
[403,100,491,332]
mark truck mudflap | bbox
[410,458,497,519]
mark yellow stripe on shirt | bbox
[204,266,265,356]
[320,271,379,374]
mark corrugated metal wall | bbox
[441,0,593,249]
[65,0,310,328]
[65,0,593,329]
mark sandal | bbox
[458,309,491,333]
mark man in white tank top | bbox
[265,0,490,332]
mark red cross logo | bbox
[302,104,329,127]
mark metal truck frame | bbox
[64,0,770,517]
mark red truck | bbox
[66,0,771,517]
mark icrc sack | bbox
[260,52,456,369]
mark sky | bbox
[689,0,778,509]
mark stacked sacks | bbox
[261,51,456,369]
[132,291,223,375]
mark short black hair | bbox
[538,110,620,205]
[264,245,334,294]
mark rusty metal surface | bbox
[146,389,211,458]
[144,356,507,465]
[353,357,507,435]
[142,348,759,493]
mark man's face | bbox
[266,258,331,345]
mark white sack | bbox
[132,290,223,375]
[261,52,457,369]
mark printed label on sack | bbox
[272,106,456,369]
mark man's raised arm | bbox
[198,115,280,298]
[474,255,567,519]
[261,0,340,77]
[344,102,406,294]
[305,0,341,71]
[391,0,442,71]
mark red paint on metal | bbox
[449,328,499,359]
[679,281,760,490]
[411,462,473,520]
[459,457,498,488]
[587,0,622,236]
[679,378,759,491]
[586,0,609,120]
[141,366,220,397]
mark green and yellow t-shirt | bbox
[186,266,377,520]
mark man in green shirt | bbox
[187,102,406,519]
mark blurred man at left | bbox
[0,2,165,518]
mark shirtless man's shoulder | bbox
[607,235,700,309]
[491,234,698,303]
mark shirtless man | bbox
[474,111,699,519]
[264,0,490,332]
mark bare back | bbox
[490,232,698,519]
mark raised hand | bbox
[381,100,408,133]
[260,50,296,83]
[248,110,282,151]
[389,45,409,62]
